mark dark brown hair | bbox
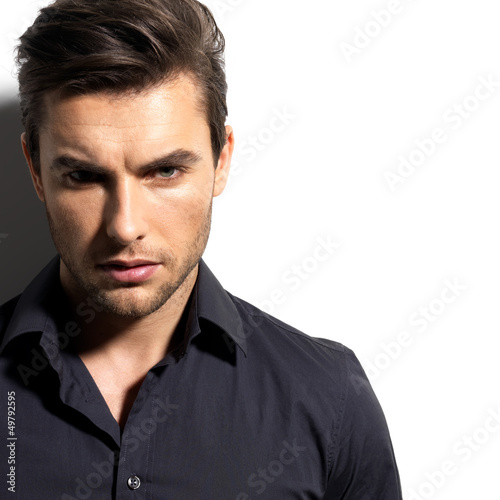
[16,0,228,172]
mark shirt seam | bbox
[326,347,349,483]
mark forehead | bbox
[38,75,210,165]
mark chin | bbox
[90,282,180,318]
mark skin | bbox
[21,74,234,428]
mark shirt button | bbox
[127,475,141,490]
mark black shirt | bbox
[0,254,402,499]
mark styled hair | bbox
[16,0,228,171]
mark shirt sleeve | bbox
[323,348,403,499]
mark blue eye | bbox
[156,167,177,178]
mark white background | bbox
[2,0,500,498]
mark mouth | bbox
[98,259,161,283]
[100,259,159,268]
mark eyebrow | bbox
[49,148,204,175]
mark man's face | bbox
[22,75,233,318]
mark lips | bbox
[98,259,161,283]
[101,259,159,267]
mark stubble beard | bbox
[44,201,212,319]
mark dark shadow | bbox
[0,99,56,304]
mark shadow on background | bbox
[0,99,56,304]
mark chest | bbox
[2,341,333,499]
[13,391,322,500]
[81,357,148,429]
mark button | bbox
[127,475,141,490]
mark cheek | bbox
[151,181,213,239]
[48,192,102,243]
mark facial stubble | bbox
[44,198,213,319]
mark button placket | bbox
[116,372,157,498]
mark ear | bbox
[213,125,234,197]
[21,132,45,203]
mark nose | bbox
[105,179,149,245]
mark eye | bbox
[154,167,178,179]
[67,170,99,183]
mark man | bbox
[0,0,402,498]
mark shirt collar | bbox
[0,255,247,357]
[194,259,247,356]
[0,254,62,353]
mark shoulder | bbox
[226,290,363,383]
[225,291,402,494]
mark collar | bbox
[0,254,62,354]
[194,259,247,356]
[0,255,247,357]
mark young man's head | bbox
[16,0,234,319]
